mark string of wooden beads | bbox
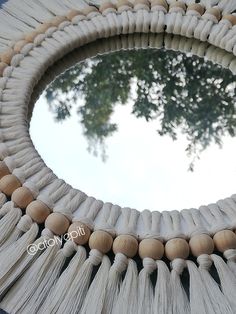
[0,174,22,197]
[113,234,138,258]
[45,212,70,236]
[213,229,236,253]
[165,238,189,261]
[205,7,222,22]
[26,200,51,223]
[187,3,205,16]
[189,233,214,257]
[68,221,91,245]
[89,230,113,254]
[222,15,236,26]
[12,186,34,209]
[169,1,186,12]
[139,238,164,260]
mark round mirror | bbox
[30,34,236,212]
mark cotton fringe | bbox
[211,254,236,312]
[55,249,103,314]
[39,246,87,314]
[7,241,76,314]
[80,255,111,314]
[153,260,171,314]
[197,254,233,314]
[0,216,38,288]
[102,253,128,313]
[0,238,62,313]
[170,258,190,314]
[138,258,156,314]
[113,259,138,314]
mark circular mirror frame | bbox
[1,0,236,253]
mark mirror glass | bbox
[30,34,236,212]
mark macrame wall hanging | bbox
[1,0,236,313]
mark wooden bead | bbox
[26,200,51,223]
[139,238,164,260]
[99,2,117,13]
[68,222,91,245]
[50,16,67,27]
[151,0,168,10]
[113,234,138,258]
[116,0,133,8]
[36,23,53,33]
[89,230,113,254]
[165,238,189,261]
[222,15,236,26]
[169,1,186,11]
[0,48,15,65]
[82,6,98,15]
[25,31,40,43]
[189,234,214,257]
[0,62,8,76]
[213,230,236,253]
[206,7,221,21]
[13,40,28,53]
[187,3,205,15]
[134,0,150,7]
[45,212,70,235]
[0,161,10,179]
[0,174,21,197]
[12,186,34,209]
[66,10,84,20]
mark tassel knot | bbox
[143,257,156,274]
[62,240,77,257]
[89,249,103,265]
[17,215,33,232]
[224,249,236,261]
[41,228,55,239]
[197,254,212,270]
[171,258,186,274]
[113,253,128,272]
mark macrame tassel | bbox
[170,258,190,314]
[113,258,138,314]
[138,258,156,314]
[0,235,62,314]
[56,249,103,314]
[197,255,233,314]
[0,203,22,248]
[0,216,38,287]
[39,246,87,314]
[211,254,236,312]
[102,253,128,313]
[153,260,171,314]
[13,241,76,314]
[80,255,111,314]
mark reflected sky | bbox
[30,35,236,212]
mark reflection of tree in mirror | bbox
[45,49,236,171]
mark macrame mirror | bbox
[1,0,236,313]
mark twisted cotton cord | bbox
[217,198,236,228]
[162,210,185,241]
[139,210,163,241]
[181,208,209,237]
[116,207,139,238]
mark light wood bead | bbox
[0,62,8,76]
[99,2,117,12]
[66,10,84,20]
[189,234,214,257]
[26,200,51,224]
[0,48,15,65]
[50,16,67,27]
[0,161,10,179]
[113,234,138,258]
[222,15,236,26]
[36,23,53,33]
[0,174,21,197]
[12,187,34,209]
[13,40,28,53]
[45,212,70,235]
[25,31,40,43]
[68,222,91,245]
[206,7,221,21]
[82,6,98,15]
[134,0,150,7]
[213,230,236,253]
[165,238,189,261]
[187,3,205,15]
[169,1,186,11]
[117,0,133,8]
[151,0,168,10]
[139,238,164,260]
[89,230,113,254]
